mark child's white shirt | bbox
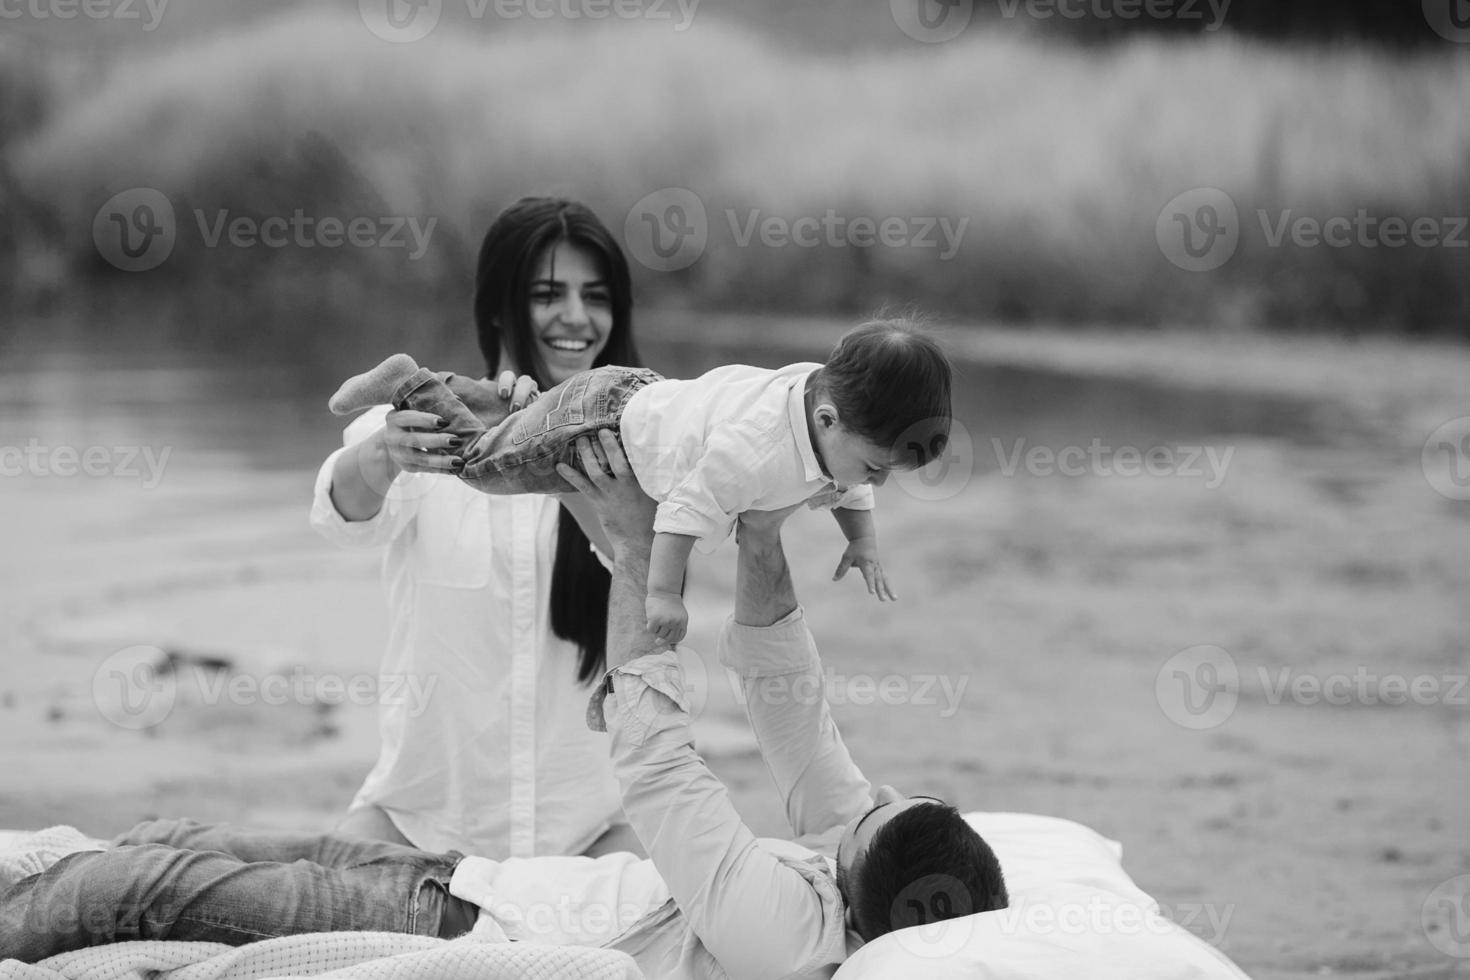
[619,361,875,552]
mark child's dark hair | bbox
[851,802,1008,943]
[820,319,952,468]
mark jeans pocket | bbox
[511,371,593,447]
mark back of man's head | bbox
[851,802,1008,943]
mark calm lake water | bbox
[0,313,1332,482]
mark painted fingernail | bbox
[436,419,448,429]
[451,458,464,469]
[447,437,461,448]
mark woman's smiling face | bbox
[527,241,614,385]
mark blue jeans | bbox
[393,365,663,495]
[0,819,475,963]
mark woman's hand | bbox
[378,372,539,476]
[494,370,541,412]
[555,429,656,554]
[329,409,461,520]
[378,410,466,475]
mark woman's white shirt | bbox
[310,405,623,858]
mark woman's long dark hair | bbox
[474,197,642,684]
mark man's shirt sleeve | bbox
[587,651,847,980]
[309,405,428,548]
[716,608,873,843]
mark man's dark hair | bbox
[819,319,952,468]
[851,802,1008,943]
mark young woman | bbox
[310,198,645,859]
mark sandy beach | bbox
[2,318,1467,980]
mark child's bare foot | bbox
[329,354,420,415]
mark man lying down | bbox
[0,433,1007,979]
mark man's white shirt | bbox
[449,608,874,980]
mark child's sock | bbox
[0,825,107,890]
[329,353,420,415]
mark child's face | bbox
[813,412,904,491]
[527,241,614,385]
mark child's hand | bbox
[833,536,897,602]
[646,592,688,644]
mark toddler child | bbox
[329,319,953,644]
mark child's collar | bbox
[802,371,834,481]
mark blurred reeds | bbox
[3,10,1469,353]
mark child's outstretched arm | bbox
[647,531,697,643]
[831,506,897,601]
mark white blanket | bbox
[0,830,642,980]
[0,815,1251,980]
[835,812,1254,979]
[0,934,642,980]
